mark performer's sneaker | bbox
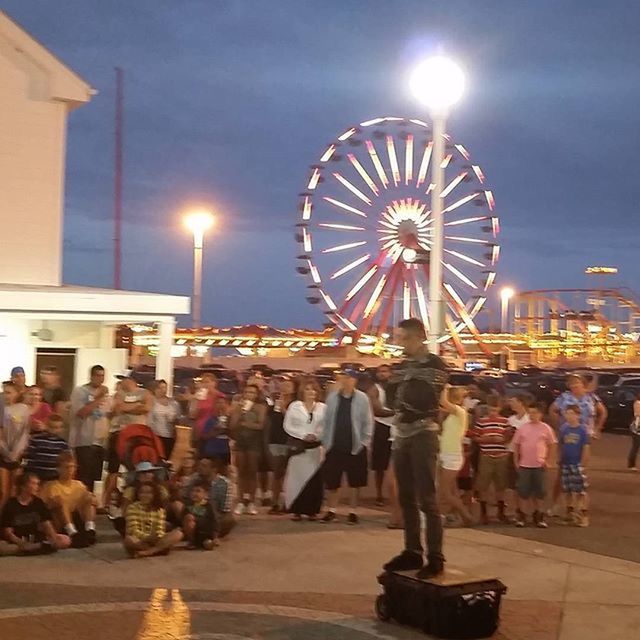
[383,550,424,572]
[347,512,359,525]
[321,511,337,523]
[416,559,444,580]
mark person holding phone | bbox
[229,384,267,515]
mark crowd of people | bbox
[0,319,635,567]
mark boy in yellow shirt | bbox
[40,451,97,547]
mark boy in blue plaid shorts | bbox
[558,405,590,527]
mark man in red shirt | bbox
[472,394,513,524]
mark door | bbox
[35,347,76,397]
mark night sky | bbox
[4,1,639,328]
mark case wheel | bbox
[375,594,392,622]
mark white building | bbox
[0,11,189,390]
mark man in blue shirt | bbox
[558,404,590,527]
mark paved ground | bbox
[0,432,638,640]
[476,432,640,563]
[1,507,639,640]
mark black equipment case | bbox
[376,569,507,639]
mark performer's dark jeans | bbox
[393,430,443,562]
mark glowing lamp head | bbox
[409,56,465,113]
[500,287,515,302]
[184,210,215,236]
[402,247,418,263]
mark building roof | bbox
[0,283,190,316]
[0,11,95,109]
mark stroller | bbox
[116,423,170,482]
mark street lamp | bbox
[410,56,465,354]
[500,287,515,333]
[184,209,215,328]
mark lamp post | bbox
[184,210,214,328]
[410,56,465,354]
[500,287,515,333]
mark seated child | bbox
[210,460,236,539]
[170,450,198,503]
[23,414,71,482]
[123,482,183,558]
[182,481,218,550]
[40,451,97,547]
[0,472,70,555]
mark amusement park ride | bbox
[129,117,640,368]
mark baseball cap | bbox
[115,369,134,380]
[10,366,25,377]
[134,461,161,473]
[342,368,360,379]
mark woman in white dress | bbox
[283,379,326,521]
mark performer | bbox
[383,318,449,579]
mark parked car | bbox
[603,385,640,432]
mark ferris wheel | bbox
[295,116,499,348]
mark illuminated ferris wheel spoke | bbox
[442,192,480,213]
[365,140,390,189]
[440,154,453,169]
[405,134,414,185]
[444,249,485,267]
[386,136,401,186]
[440,172,468,199]
[347,153,380,196]
[364,274,388,318]
[307,260,321,284]
[345,265,378,301]
[308,168,321,190]
[416,142,433,189]
[445,235,489,244]
[377,262,404,337]
[444,216,489,227]
[415,279,430,331]
[333,172,373,206]
[318,222,366,231]
[331,254,371,279]
[402,280,412,320]
[443,262,478,289]
[323,197,368,218]
[322,240,367,254]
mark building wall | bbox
[0,316,120,385]
[0,48,66,285]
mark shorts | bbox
[456,476,473,492]
[0,459,21,471]
[371,422,392,472]
[476,455,509,493]
[507,453,518,490]
[439,452,464,472]
[561,464,588,494]
[323,448,368,490]
[107,432,121,474]
[233,429,264,454]
[258,439,271,473]
[517,467,547,500]
[268,444,289,458]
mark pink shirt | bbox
[512,421,556,468]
